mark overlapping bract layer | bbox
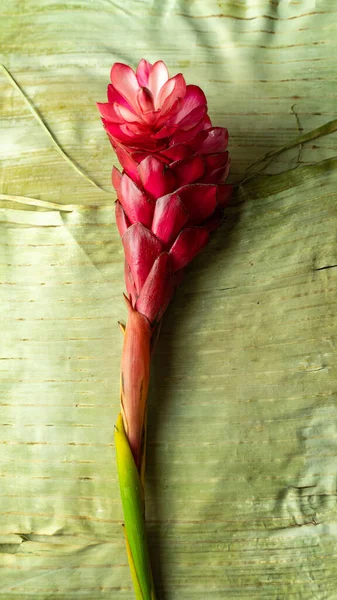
[97,58,212,152]
[98,59,232,324]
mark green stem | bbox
[115,413,156,600]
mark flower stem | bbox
[115,298,156,599]
[115,414,156,599]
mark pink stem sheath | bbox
[120,296,152,470]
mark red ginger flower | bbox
[98,59,232,325]
[99,63,233,597]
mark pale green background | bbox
[1,1,337,598]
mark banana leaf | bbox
[1,1,337,598]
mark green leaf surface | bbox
[1,1,337,599]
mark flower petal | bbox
[107,83,131,108]
[175,105,207,131]
[108,124,164,151]
[156,77,174,107]
[125,121,151,135]
[202,115,212,130]
[97,102,124,123]
[173,85,207,123]
[202,163,230,184]
[159,144,192,162]
[124,260,137,308]
[153,124,178,139]
[169,227,209,272]
[137,87,155,113]
[148,60,169,108]
[202,164,230,184]
[171,154,205,186]
[177,183,217,224]
[115,201,130,237]
[136,59,152,87]
[152,192,189,246]
[122,223,163,293]
[110,63,140,111]
[192,127,228,154]
[114,145,141,184]
[200,152,229,183]
[157,73,186,112]
[155,98,181,129]
[129,134,167,152]
[171,116,209,144]
[131,150,154,163]
[114,102,143,124]
[104,120,135,143]
[138,156,175,199]
[136,252,173,322]
[141,109,160,126]
[204,151,229,170]
[112,166,122,193]
[119,173,155,227]
[130,150,169,167]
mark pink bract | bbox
[97,59,212,152]
[98,59,232,324]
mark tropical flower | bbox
[98,59,232,326]
[98,59,232,600]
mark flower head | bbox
[98,59,232,324]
